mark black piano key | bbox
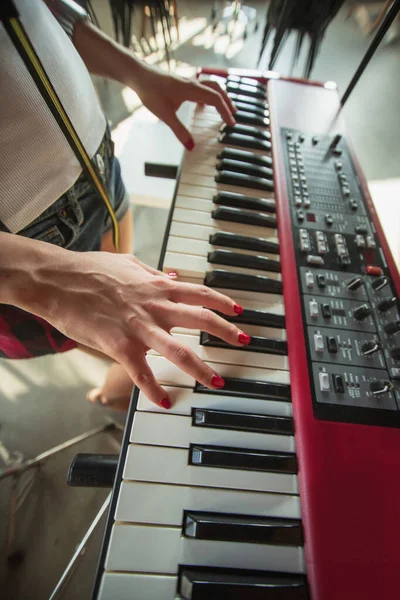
[195,378,291,401]
[200,332,287,355]
[213,192,275,214]
[234,110,270,127]
[217,148,273,168]
[217,159,273,180]
[179,567,309,600]
[192,407,294,435]
[234,101,269,117]
[212,206,277,228]
[205,270,282,295]
[184,511,303,546]
[216,171,273,192]
[207,250,281,273]
[228,93,268,110]
[190,445,297,474]
[221,123,271,142]
[215,308,285,329]
[227,75,267,92]
[219,133,271,152]
[209,232,279,254]
[226,82,266,100]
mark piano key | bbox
[179,178,275,202]
[179,174,273,199]
[167,235,279,262]
[179,567,309,600]
[173,323,286,341]
[221,123,271,141]
[115,481,301,524]
[217,159,273,180]
[98,573,177,600]
[227,92,268,110]
[234,110,270,127]
[190,445,297,474]
[232,101,269,116]
[227,75,267,91]
[176,192,276,217]
[201,332,287,355]
[130,411,294,452]
[205,270,282,294]
[184,512,303,546]
[217,147,273,168]
[192,407,294,435]
[215,309,286,328]
[219,133,272,152]
[195,378,291,402]
[226,82,266,100]
[123,444,298,494]
[212,206,277,228]
[137,387,293,418]
[163,252,281,281]
[209,231,279,253]
[208,249,281,273]
[146,354,290,388]
[216,170,274,192]
[106,524,305,574]
[171,208,277,238]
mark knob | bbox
[390,347,400,360]
[377,297,397,313]
[353,303,373,321]
[67,453,118,488]
[369,379,393,395]
[384,321,400,335]
[347,277,364,291]
[361,340,382,356]
[372,276,389,291]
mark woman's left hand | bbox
[131,64,237,149]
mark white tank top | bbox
[0,0,106,233]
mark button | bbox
[335,161,343,170]
[384,321,400,335]
[342,187,351,197]
[377,297,396,313]
[353,303,373,320]
[327,336,338,353]
[304,199,311,208]
[366,235,377,249]
[390,347,400,360]
[95,154,105,175]
[355,234,366,247]
[347,277,364,291]
[361,340,382,356]
[366,265,383,276]
[371,276,389,291]
[314,333,324,352]
[330,134,342,148]
[370,379,393,395]
[333,148,342,156]
[318,242,328,254]
[307,255,324,266]
[297,209,305,222]
[295,197,303,207]
[319,372,330,392]
[286,131,293,140]
[309,300,319,318]
[301,240,311,252]
[390,368,400,379]
[305,271,314,288]
[349,200,358,211]
[298,134,305,142]
[321,303,332,319]
[312,136,319,145]
[339,254,351,267]
[325,214,333,226]
[355,225,368,234]
[316,232,325,241]
[317,274,326,288]
[333,374,345,393]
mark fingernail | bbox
[211,374,225,389]
[238,332,251,345]
[160,397,171,409]
[184,139,195,151]
[233,303,244,315]
[167,272,178,277]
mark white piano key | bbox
[105,524,305,574]
[98,573,177,600]
[166,234,280,261]
[169,220,279,247]
[172,207,276,237]
[123,445,298,494]
[115,481,301,525]
[178,181,274,202]
[180,173,274,199]
[146,354,290,388]
[163,251,282,280]
[137,387,293,418]
[148,333,288,371]
[130,411,295,452]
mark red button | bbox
[366,265,383,276]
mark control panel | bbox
[283,129,400,427]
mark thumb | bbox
[164,112,195,150]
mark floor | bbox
[0,1,399,599]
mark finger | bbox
[201,79,238,114]
[170,304,250,347]
[152,329,226,390]
[168,282,244,316]
[186,81,235,125]
[123,354,172,409]
[162,110,195,150]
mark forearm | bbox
[73,19,144,89]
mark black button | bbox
[333,374,345,393]
[390,347,400,361]
[377,297,396,313]
[353,303,373,320]
[355,225,368,234]
[322,303,332,319]
[317,274,326,288]
[327,336,338,353]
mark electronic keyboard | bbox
[91,68,400,600]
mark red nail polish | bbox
[184,139,195,151]
[238,332,251,345]
[233,303,244,315]
[167,272,178,277]
[160,397,171,409]
[211,374,225,389]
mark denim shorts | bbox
[0,127,130,359]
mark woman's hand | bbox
[45,252,248,408]
[130,64,237,149]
